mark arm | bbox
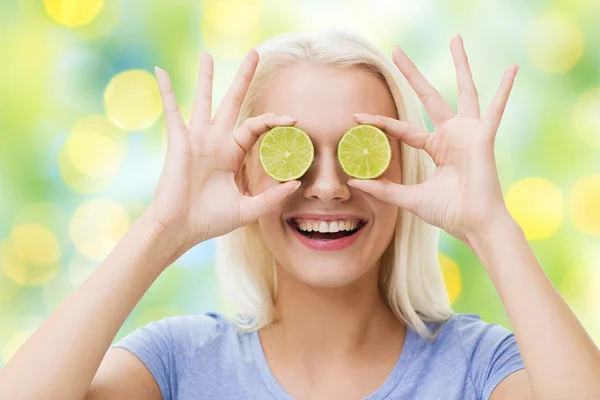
[0,216,184,400]
[0,49,300,400]
[346,35,600,399]
[467,213,600,400]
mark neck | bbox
[261,260,405,360]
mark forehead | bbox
[254,62,398,145]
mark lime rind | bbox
[259,126,314,182]
[337,124,391,179]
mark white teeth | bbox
[294,219,361,233]
[330,221,339,233]
[319,221,328,233]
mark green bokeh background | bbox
[1,0,599,367]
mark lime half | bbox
[337,124,391,179]
[259,126,314,182]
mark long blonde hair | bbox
[215,27,453,341]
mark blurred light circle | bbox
[505,178,564,240]
[11,224,61,265]
[52,48,113,112]
[58,145,114,194]
[568,175,600,236]
[202,0,262,58]
[438,252,461,304]
[2,329,33,365]
[524,12,584,74]
[573,88,600,148]
[1,238,60,286]
[43,0,105,27]
[69,199,130,261]
[65,115,127,178]
[104,70,162,131]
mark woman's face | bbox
[245,62,402,288]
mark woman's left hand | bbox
[348,35,519,245]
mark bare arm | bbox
[469,215,600,400]
[0,215,185,400]
[0,49,300,400]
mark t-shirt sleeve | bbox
[109,313,220,400]
[109,318,175,400]
[457,313,526,400]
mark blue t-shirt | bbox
[109,312,524,399]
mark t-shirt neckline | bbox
[249,324,418,399]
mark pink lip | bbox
[288,221,365,251]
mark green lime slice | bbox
[337,124,391,179]
[259,125,314,182]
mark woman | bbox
[0,28,598,400]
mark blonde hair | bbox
[215,27,453,341]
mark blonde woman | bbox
[1,28,598,400]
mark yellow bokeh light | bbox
[65,115,127,178]
[104,70,162,131]
[69,199,130,261]
[1,239,60,286]
[44,0,105,27]
[524,12,584,74]
[439,252,461,304]
[568,175,600,236]
[573,88,600,148]
[10,224,61,265]
[202,0,262,58]
[2,329,33,365]
[58,145,114,194]
[505,178,564,240]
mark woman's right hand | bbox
[141,48,301,251]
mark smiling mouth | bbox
[287,220,366,240]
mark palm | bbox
[144,51,301,249]
[349,35,518,243]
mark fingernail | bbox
[278,114,297,122]
[354,113,369,118]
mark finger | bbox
[239,180,301,225]
[189,52,214,128]
[450,35,480,118]
[392,46,455,125]
[482,65,519,133]
[347,177,420,215]
[154,67,186,133]
[233,113,298,154]
[213,48,259,131]
[353,114,431,150]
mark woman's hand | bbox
[142,49,301,250]
[347,35,518,245]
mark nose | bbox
[302,150,351,203]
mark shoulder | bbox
[111,311,235,358]
[424,313,525,399]
[434,312,515,346]
[110,312,240,400]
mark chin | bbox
[281,256,371,289]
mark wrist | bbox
[134,214,192,269]
[465,210,523,254]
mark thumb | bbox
[238,180,301,225]
[347,177,419,214]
